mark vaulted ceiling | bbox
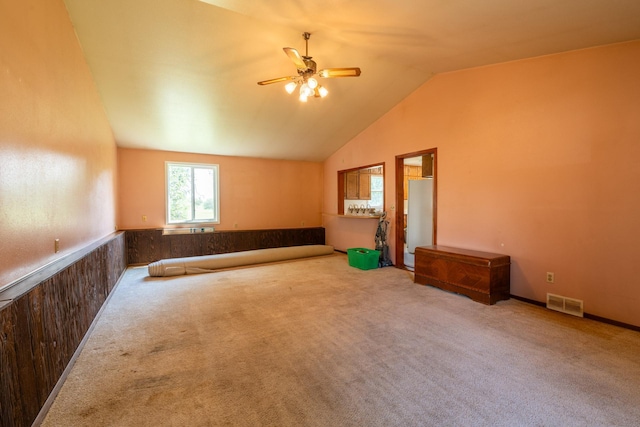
[63,0,640,161]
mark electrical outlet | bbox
[546,272,555,283]
[54,239,60,253]
[301,220,305,226]
[142,215,147,221]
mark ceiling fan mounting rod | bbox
[302,32,311,58]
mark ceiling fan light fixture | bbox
[258,32,361,102]
[284,81,297,94]
[300,83,314,98]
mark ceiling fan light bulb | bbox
[307,77,318,89]
[318,86,328,98]
[300,83,314,97]
[285,81,297,94]
[299,93,308,102]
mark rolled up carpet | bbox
[148,245,335,277]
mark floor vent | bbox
[546,293,584,317]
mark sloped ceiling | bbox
[63,0,640,161]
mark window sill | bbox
[162,227,215,235]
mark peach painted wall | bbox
[324,41,640,327]
[117,148,323,231]
[0,0,118,289]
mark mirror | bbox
[338,163,384,216]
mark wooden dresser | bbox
[414,245,510,305]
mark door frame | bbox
[395,148,438,269]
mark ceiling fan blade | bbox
[283,47,307,70]
[318,67,362,78]
[257,76,295,86]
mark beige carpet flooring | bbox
[41,253,640,426]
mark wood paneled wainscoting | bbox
[125,227,326,265]
[0,228,323,426]
[0,232,127,427]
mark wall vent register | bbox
[546,293,584,317]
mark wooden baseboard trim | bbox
[510,294,640,332]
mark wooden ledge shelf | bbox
[323,213,381,219]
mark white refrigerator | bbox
[406,178,433,259]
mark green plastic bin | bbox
[347,248,380,270]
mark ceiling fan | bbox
[257,32,361,102]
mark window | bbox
[370,175,384,209]
[166,162,219,224]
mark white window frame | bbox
[165,161,219,225]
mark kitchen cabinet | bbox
[345,170,371,200]
[422,154,433,177]
[345,171,359,199]
[359,171,371,200]
[403,165,422,200]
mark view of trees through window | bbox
[370,175,384,208]
[166,162,219,224]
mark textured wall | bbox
[117,148,323,231]
[323,41,640,327]
[0,0,118,289]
